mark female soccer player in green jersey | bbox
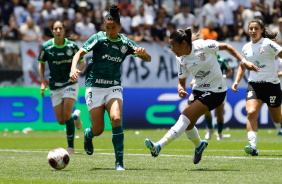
[70,4,151,170]
[38,20,86,154]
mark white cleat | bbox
[205,129,214,140]
[73,109,83,130]
[217,133,223,140]
[67,147,75,154]
[116,162,125,171]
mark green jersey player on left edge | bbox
[38,20,86,154]
[70,4,151,171]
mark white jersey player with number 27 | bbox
[242,37,282,84]
[176,39,227,92]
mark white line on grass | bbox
[0,149,282,160]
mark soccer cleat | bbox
[193,140,208,164]
[67,147,74,154]
[217,133,223,140]
[115,162,125,171]
[244,145,258,156]
[84,129,94,155]
[73,109,83,130]
[277,132,282,136]
[144,138,161,157]
[205,129,214,140]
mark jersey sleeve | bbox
[203,39,219,54]
[81,33,100,53]
[268,39,282,55]
[38,45,48,63]
[176,57,190,79]
[126,38,139,55]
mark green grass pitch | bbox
[0,129,281,184]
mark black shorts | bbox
[246,82,281,107]
[188,90,227,111]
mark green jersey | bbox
[38,38,83,90]
[81,31,139,88]
[217,54,230,73]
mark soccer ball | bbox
[47,148,70,170]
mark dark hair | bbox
[104,4,120,24]
[170,28,200,46]
[249,19,277,39]
[50,20,74,40]
[50,20,65,31]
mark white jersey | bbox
[176,39,227,92]
[242,37,282,84]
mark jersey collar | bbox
[105,33,122,42]
[52,38,68,48]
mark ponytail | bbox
[104,4,120,24]
[249,19,277,40]
[170,27,200,46]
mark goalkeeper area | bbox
[0,129,281,184]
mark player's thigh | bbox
[63,98,76,120]
[106,98,123,128]
[268,105,282,122]
[89,105,106,135]
[53,103,64,124]
[246,99,263,117]
[183,100,209,128]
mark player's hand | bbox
[41,82,48,98]
[70,69,81,82]
[243,61,259,72]
[232,83,239,93]
[179,89,188,98]
[134,47,147,57]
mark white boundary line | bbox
[0,149,282,160]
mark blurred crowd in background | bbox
[1,0,282,71]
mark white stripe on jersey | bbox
[176,39,227,92]
[242,37,282,84]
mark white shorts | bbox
[50,83,79,107]
[85,86,123,111]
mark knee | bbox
[111,116,122,127]
[58,120,65,125]
[92,127,104,136]
[247,109,258,120]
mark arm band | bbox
[240,58,247,65]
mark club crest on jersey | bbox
[258,47,264,54]
[198,53,206,61]
[121,45,128,54]
[66,49,73,56]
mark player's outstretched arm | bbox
[218,43,259,72]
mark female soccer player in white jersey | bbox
[38,21,86,154]
[232,19,282,156]
[144,28,259,165]
[70,4,151,170]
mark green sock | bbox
[217,123,224,134]
[65,118,75,148]
[85,127,95,139]
[205,118,213,129]
[72,113,78,120]
[112,126,124,164]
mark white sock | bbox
[248,131,257,146]
[273,122,282,132]
[185,127,202,148]
[157,115,190,148]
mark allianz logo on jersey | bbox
[95,79,119,85]
[102,54,122,62]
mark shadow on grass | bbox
[189,168,240,172]
[90,168,171,171]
